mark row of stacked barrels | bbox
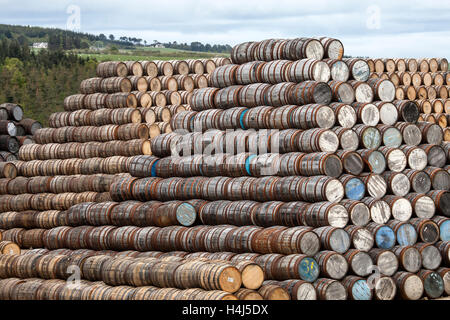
[0,37,449,300]
[0,103,42,161]
[366,58,450,140]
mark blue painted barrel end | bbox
[440,220,450,242]
[375,226,396,249]
[352,279,372,300]
[298,257,320,283]
[345,178,366,200]
[396,223,418,246]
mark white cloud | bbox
[0,0,449,57]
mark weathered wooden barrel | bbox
[128,76,148,92]
[63,94,85,111]
[366,222,396,249]
[123,61,143,77]
[393,100,420,123]
[139,61,158,77]
[361,197,392,225]
[419,144,446,168]
[328,81,355,104]
[148,92,167,107]
[378,147,407,172]
[324,59,349,82]
[169,60,189,75]
[338,175,366,200]
[417,122,443,145]
[0,162,17,179]
[314,251,348,280]
[372,102,399,126]
[209,64,238,88]
[353,124,382,150]
[351,103,380,126]
[0,136,20,154]
[375,124,402,148]
[313,278,347,300]
[335,151,364,176]
[289,81,332,106]
[233,288,263,300]
[258,60,289,84]
[433,216,450,242]
[263,280,317,300]
[0,120,17,136]
[287,59,330,83]
[341,275,373,300]
[391,245,422,273]
[404,193,435,219]
[366,78,395,102]
[340,200,371,227]
[415,242,443,270]
[328,103,357,128]
[368,248,399,277]
[214,85,242,109]
[424,166,450,190]
[387,220,418,246]
[154,60,174,76]
[348,81,374,103]
[100,77,132,93]
[313,226,350,253]
[356,149,386,174]
[258,284,290,300]
[0,240,21,255]
[190,88,219,111]
[359,173,387,200]
[343,58,370,81]
[296,128,339,153]
[437,267,450,296]
[409,218,440,244]
[417,269,445,299]
[318,37,344,59]
[97,61,128,78]
[344,225,373,253]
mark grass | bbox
[76,47,230,62]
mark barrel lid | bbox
[391,198,412,221]
[352,228,374,251]
[402,275,424,300]
[312,61,331,82]
[401,101,420,123]
[396,224,418,246]
[378,103,398,125]
[355,83,374,103]
[316,106,335,129]
[386,149,406,172]
[402,124,422,146]
[176,203,197,227]
[294,282,317,300]
[361,127,381,149]
[431,170,450,191]
[325,253,348,280]
[330,61,349,83]
[336,104,356,128]
[324,281,347,300]
[313,83,332,105]
[377,251,398,276]
[298,257,320,283]
[351,60,370,82]
[374,225,395,249]
[323,155,343,178]
[366,175,387,199]
[374,276,397,300]
[407,148,428,171]
[351,279,372,300]
[377,80,396,102]
[345,178,365,201]
[425,124,444,145]
[360,104,380,126]
[327,204,348,228]
[436,191,450,217]
[422,271,444,299]
[318,131,339,152]
[305,40,324,60]
[413,195,435,219]
[439,219,450,242]
[382,127,402,148]
[299,232,320,257]
[340,130,359,152]
[329,228,351,253]
[367,151,386,174]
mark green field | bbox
[76,47,230,62]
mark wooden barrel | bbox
[124,61,143,77]
[368,248,398,277]
[419,144,446,168]
[338,175,366,200]
[417,122,443,145]
[417,269,445,299]
[0,240,21,255]
[234,288,263,300]
[415,242,442,270]
[214,85,243,109]
[296,128,339,153]
[378,147,407,173]
[263,279,317,300]
[437,267,450,296]
[344,225,373,252]
[258,60,289,84]
[356,149,386,174]
[100,77,132,93]
[376,124,402,148]
[154,60,174,76]
[209,65,238,88]
[318,37,344,59]
[258,284,290,300]
[335,151,364,175]
[366,222,396,249]
[97,61,128,77]
[359,173,387,199]
[238,83,270,107]
[288,59,330,83]
[393,100,420,123]
[314,250,349,280]
[328,81,355,104]
[190,88,219,111]
[343,58,370,82]
[433,216,450,242]
[348,81,374,103]
[139,61,158,77]
[0,162,17,179]
[424,166,450,191]
[0,136,20,154]
[283,38,324,61]
[313,226,350,253]
[409,218,440,244]
[289,81,332,106]
[128,76,148,92]
[313,278,347,300]
[328,103,357,128]
[392,245,422,272]
[340,200,371,227]
[0,120,17,136]
[351,103,380,126]
[341,275,373,300]
[324,59,349,82]
[367,78,396,102]
[148,92,167,107]
[404,193,435,219]
[373,102,399,126]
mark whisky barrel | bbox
[259,60,290,84]
[340,200,371,227]
[359,173,387,200]
[296,129,339,153]
[0,136,20,153]
[324,59,349,82]
[409,218,440,243]
[381,171,411,197]
[0,240,20,255]
[190,88,219,111]
[209,64,238,88]
[437,267,450,296]
[263,280,317,300]
[288,59,330,83]
[344,225,373,251]
[328,103,357,128]
[313,226,350,253]
[97,61,128,77]
[148,92,167,107]
[100,77,132,93]
[338,175,365,200]
[289,81,332,106]
[170,60,189,75]
[128,76,148,92]
[433,216,450,241]
[362,197,391,224]
[234,288,263,300]
[332,126,359,151]
[404,193,435,219]
[372,102,399,126]
[328,81,355,104]
[0,121,17,136]
[154,61,174,76]
[356,149,386,174]
[417,122,443,145]
[342,276,372,300]
[0,162,17,179]
[352,103,380,126]
[387,220,417,246]
[376,124,403,148]
[214,85,243,109]
[313,278,347,300]
[393,100,420,123]
[318,37,344,59]
[139,61,158,77]
[335,151,364,175]
[63,94,85,111]
[366,222,396,249]
[238,83,270,107]
[105,92,138,109]
[378,147,407,173]
[419,144,446,168]
[80,78,102,94]
[343,58,370,81]
[314,251,348,280]
[399,146,428,171]
[124,61,143,77]
[348,81,374,103]
[417,269,445,299]
[415,242,442,270]
[283,38,324,61]
[367,78,396,102]
[424,166,450,190]
[392,245,422,273]
[258,284,290,300]
[368,249,398,277]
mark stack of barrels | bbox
[0,103,41,162]
[366,58,450,141]
[0,38,449,301]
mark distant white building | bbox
[32,42,48,49]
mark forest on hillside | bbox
[0,37,96,126]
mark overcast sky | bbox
[1,0,449,57]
